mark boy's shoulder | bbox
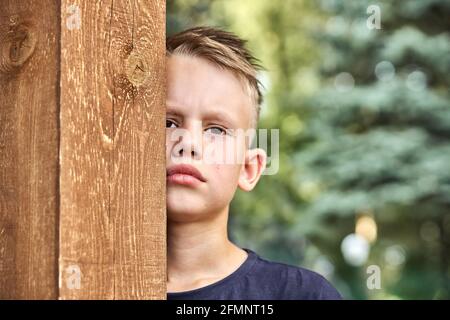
[247,248,342,300]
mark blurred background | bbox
[167,0,450,299]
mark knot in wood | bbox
[0,21,36,74]
[125,51,149,86]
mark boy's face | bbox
[166,54,265,222]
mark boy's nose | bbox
[170,123,203,161]
[175,141,200,159]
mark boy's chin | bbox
[167,208,210,223]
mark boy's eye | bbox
[205,126,227,135]
[166,119,177,128]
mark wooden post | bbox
[0,0,166,299]
[0,0,60,299]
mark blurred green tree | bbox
[294,0,450,299]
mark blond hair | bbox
[166,26,265,129]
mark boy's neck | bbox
[167,206,248,292]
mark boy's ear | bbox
[238,148,267,192]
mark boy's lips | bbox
[166,164,206,184]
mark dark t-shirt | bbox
[167,247,342,300]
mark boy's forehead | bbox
[166,55,252,128]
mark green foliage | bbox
[168,0,450,299]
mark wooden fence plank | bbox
[1,0,166,299]
[58,0,166,299]
[0,0,60,299]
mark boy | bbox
[166,26,341,300]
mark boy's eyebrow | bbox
[203,110,237,127]
[166,106,184,118]
[166,104,238,127]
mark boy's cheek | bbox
[203,138,245,165]
[207,164,242,189]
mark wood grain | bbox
[0,0,60,299]
[59,0,166,299]
[0,0,166,299]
